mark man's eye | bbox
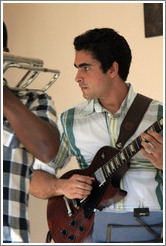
[84,67,90,71]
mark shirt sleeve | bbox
[47,114,72,174]
[32,158,56,175]
[28,91,59,175]
[33,114,71,176]
[29,92,58,126]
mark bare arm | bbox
[141,131,163,170]
[30,170,94,200]
[3,87,60,163]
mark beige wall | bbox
[3,2,163,243]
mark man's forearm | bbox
[30,170,94,200]
[30,170,63,199]
[3,87,60,162]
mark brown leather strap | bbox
[116,93,152,149]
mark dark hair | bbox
[3,22,8,48]
[74,28,132,81]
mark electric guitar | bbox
[47,117,163,243]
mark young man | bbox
[30,28,163,242]
[3,22,60,243]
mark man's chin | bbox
[83,94,93,100]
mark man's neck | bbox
[99,81,129,115]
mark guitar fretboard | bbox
[94,117,163,186]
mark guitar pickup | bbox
[94,168,106,186]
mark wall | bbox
[3,2,163,243]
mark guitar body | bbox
[47,195,94,243]
[47,146,129,243]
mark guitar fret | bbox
[126,146,132,157]
[149,125,155,131]
[135,138,140,149]
[107,162,112,173]
[152,122,158,132]
[103,166,109,178]
[114,155,121,167]
[106,164,112,175]
[117,152,126,166]
[133,139,140,152]
[124,147,130,159]
[156,122,161,131]
[109,160,116,172]
[129,143,136,153]
[159,118,163,129]
[156,120,162,132]
[136,136,142,149]
[119,151,126,162]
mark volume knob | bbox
[61,229,68,236]
[78,225,85,232]
[68,234,75,241]
[70,220,77,227]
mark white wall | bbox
[3,2,163,243]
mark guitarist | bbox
[30,28,163,243]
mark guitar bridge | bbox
[72,199,80,209]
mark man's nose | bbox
[75,70,83,83]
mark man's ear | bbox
[108,61,119,78]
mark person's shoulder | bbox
[148,98,163,119]
[19,88,53,101]
[10,87,49,97]
[62,100,91,114]
[151,98,163,106]
[59,100,93,123]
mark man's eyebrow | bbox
[74,63,91,68]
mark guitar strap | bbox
[116,93,152,149]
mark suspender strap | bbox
[116,93,152,149]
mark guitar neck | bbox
[118,117,163,162]
[94,117,163,185]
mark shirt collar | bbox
[82,83,137,116]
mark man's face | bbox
[74,50,111,100]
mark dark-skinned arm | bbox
[3,86,60,163]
